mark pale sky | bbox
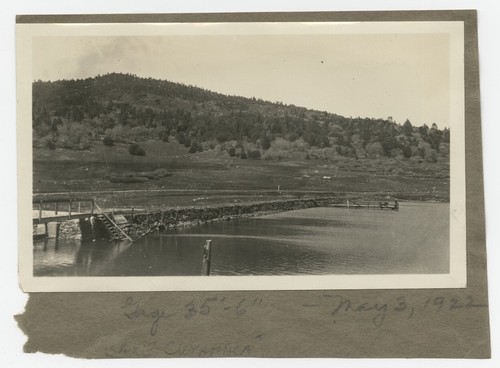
[33,33,451,127]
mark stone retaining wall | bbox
[126,198,330,238]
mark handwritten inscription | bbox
[121,296,263,336]
[105,339,258,358]
[184,296,263,319]
[121,297,176,336]
[303,294,488,327]
[108,293,487,357]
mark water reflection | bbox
[34,202,449,276]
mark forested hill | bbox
[33,73,449,162]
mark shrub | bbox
[103,136,114,146]
[151,168,172,178]
[128,143,146,156]
[176,132,187,145]
[402,145,412,159]
[140,168,172,179]
[240,151,248,159]
[159,130,169,142]
[104,125,125,141]
[425,148,438,163]
[365,142,384,158]
[248,150,261,159]
[107,174,148,184]
[261,137,271,150]
[45,137,56,150]
[57,122,93,150]
[228,147,236,157]
[417,141,432,158]
[189,140,202,153]
[438,143,450,156]
[308,147,337,160]
[126,126,155,142]
[262,149,290,161]
[107,168,172,183]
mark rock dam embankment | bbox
[127,198,330,238]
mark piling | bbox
[79,218,95,242]
[201,240,212,276]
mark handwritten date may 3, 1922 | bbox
[303,294,488,327]
[119,294,487,337]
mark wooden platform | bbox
[33,212,92,225]
[328,201,399,210]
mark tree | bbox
[402,119,413,136]
[443,128,450,143]
[419,124,429,137]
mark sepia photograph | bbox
[6,6,495,365]
[17,20,466,291]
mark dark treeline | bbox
[33,73,449,161]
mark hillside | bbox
[33,73,449,163]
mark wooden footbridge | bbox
[33,197,132,241]
[33,197,96,225]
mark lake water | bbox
[33,202,449,276]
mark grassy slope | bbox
[33,140,449,210]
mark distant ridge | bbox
[32,73,449,162]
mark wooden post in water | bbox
[38,200,42,221]
[55,201,59,215]
[55,223,60,248]
[90,199,94,215]
[78,201,81,213]
[68,200,72,219]
[201,240,212,276]
[131,207,135,219]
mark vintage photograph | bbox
[17,21,466,291]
